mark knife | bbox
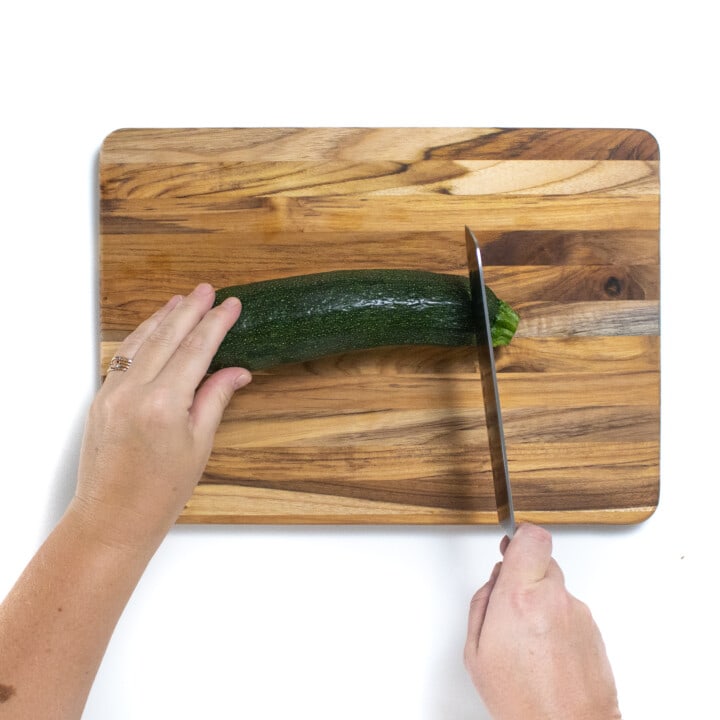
[465,226,516,537]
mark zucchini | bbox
[210,269,519,371]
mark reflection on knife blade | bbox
[465,226,516,537]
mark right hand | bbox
[464,523,622,720]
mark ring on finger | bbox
[108,355,134,373]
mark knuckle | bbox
[574,597,594,622]
[88,390,114,423]
[144,386,175,415]
[179,329,207,354]
[93,382,132,413]
[132,386,180,429]
[508,585,551,628]
[469,586,489,608]
[146,323,177,348]
[178,307,232,355]
[508,585,535,614]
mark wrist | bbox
[67,494,170,559]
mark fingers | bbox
[500,526,563,584]
[128,283,219,384]
[497,523,554,586]
[105,293,183,382]
[191,366,252,439]
[466,561,503,657]
[160,295,243,391]
[108,284,245,392]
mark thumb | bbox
[191,367,252,438]
[498,523,553,586]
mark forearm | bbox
[0,286,248,718]
[0,500,160,719]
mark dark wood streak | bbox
[478,230,659,265]
[486,265,658,303]
[424,128,659,160]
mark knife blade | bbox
[465,226,516,537]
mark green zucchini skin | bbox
[210,270,519,371]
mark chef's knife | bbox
[465,226,516,537]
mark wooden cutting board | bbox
[99,128,660,524]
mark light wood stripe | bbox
[179,485,656,525]
[101,128,659,163]
[101,160,658,199]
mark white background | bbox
[1,2,717,718]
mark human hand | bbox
[72,283,251,551]
[464,524,621,720]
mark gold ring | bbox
[108,355,133,372]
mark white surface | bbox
[1,2,716,718]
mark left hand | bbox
[72,283,251,551]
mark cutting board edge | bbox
[175,506,657,525]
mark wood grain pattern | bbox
[99,128,660,524]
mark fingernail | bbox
[233,370,252,390]
[221,296,241,310]
[193,282,214,296]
